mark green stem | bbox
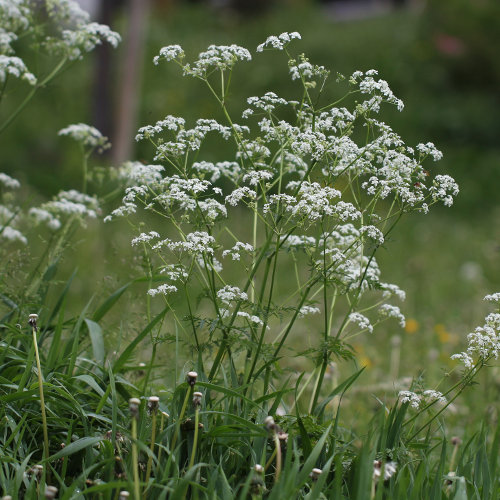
[188,408,200,469]
[33,325,50,465]
[131,418,141,500]
[143,410,157,497]
[171,387,191,453]
[0,57,68,135]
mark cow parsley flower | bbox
[217,285,248,304]
[348,312,373,333]
[0,173,21,190]
[256,32,301,52]
[59,123,110,151]
[0,55,36,85]
[153,44,184,65]
[147,284,178,297]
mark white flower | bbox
[60,22,121,61]
[59,123,110,151]
[217,285,248,305]
[257,32,301,52]
[299,306,320,318]
[222,242,253,261]
[118,162,164,185]
[153,44,184,65]
[29,207,61,230]
[378,304,405,327]
[484,293,500,304]
[348,312,373,333]
[0,173,21,189]
[0,226,27,244]
[429,175,459,207]
[184,44,251,77]
[398,390,420,409]
[0,55,36,85]
[147,284,178,297]
[131,231,161,246]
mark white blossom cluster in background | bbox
[59,123,110,152]
[106,32,458,348]
[0,172,27,244]
[0,1,120,246]
[0,0,120,86]
[451,294,500,368]
[398,389,447,409]
[30,189,100,230]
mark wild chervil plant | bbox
[2,1,500,498]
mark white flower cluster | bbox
[429,175,459,207]
[147,284,177,297]
[153,44,184,65]
[378,304,405,328]
[183,45,251,77]
[484,293,500,304]
[217,285,248,305]
[0,55,36,84]
[289,54,328,82]
[0,172,21,190]
[299,305,321,318]
[222,242,253,261]
[118,162,164,185]
[31,189,100,228]
[59,123,110,151]
[398,390,447,409]
[60,22,120,61]
[0,173,26,244]
[452,300,500,368]
[351,69,404,112]
[257,32,301,52]
[348,312,373,334]
[0,0,120,78]
[153,231,216,256]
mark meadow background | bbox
[2,0,500,496]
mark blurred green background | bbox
[3,0,500,425]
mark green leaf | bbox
[84,318,105,364]
[112,307,168,373]
[46,436,103,462]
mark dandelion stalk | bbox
[29,314,50,463]
[171,372,197,453]
[157,411,168,464]
[188,392,202,470]
[129,398,141,500]
[144,397,159,498]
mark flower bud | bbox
[28,313,38,330]
[264,415,276,433]
[254,464,264,474]
[186,371,198,387]
[147,396,160,415]
[129,398,141,419]
[119,492,130,500]
[193,391,203,408]
[310,468,322,481]
[44,486,58,499]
